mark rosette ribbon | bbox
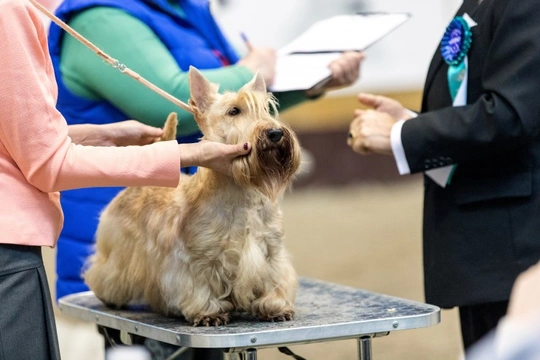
[426,15,474,187]
[441,16,473,101]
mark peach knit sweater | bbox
[0,0,181,246]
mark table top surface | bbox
[58,278,440,349]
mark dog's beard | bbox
[232,127,300,200]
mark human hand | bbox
[179,141,252,175]
[68,121,164,146]
[102,120,166,146]
[347,109,396,156]
[356,93,412,121]
[507,261,540,320]
[238,47,277,86]
[324,51,365,90]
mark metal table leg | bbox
[241,349,257,360]
[357,336,372,360]
[226,348,257,360]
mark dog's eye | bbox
[228,107,241,116]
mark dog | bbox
[84,66,301,326]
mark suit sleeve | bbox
[401,0,540,174]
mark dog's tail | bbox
[159,112,178,141]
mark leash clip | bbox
[113,60,126,72]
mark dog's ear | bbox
[243,71,267,93]
[188,66,219,113]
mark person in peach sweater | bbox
[0,0,250,359]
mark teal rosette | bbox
[440,15,473,100]
[436,16,473,186]
[440,16,472,66]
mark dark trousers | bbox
[459,300,509,351]
[0,244,61,360]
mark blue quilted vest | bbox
[48,0,239,299]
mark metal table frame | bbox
[58,278,440,360]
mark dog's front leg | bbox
[180,290,235,327]
[163,271,235,326]
[250,254,297,322]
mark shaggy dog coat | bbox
[84,67,301,326]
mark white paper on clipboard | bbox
[269,13,410,92]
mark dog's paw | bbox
[192,313,230,327]
[260,310,294,322]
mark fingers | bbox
[182,141,252,175]
[347,110,394,156]
[347,128,370,155]
[357,92,381,108]
[326,51,364,89]
[356,93,408,120]
[141,135,164,145]
[122,120,163,134]
[342,51,364,82]
[127,121,164,138]
[328,59,352,85]
[215,142,251,175]
[346,130,355,147]
[105,120,166,146]
[138,123,165,144]
[347,115,369,154]
[233,142,251,156]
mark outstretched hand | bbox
[347,93,415,156]
[68,120,165,146]
[179,141,252,175]
[103,120,165,146]
[356,93,413,121]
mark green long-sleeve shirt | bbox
[60,6,309,136]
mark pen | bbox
[240,32,253,52]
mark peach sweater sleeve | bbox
[0,0,180,192]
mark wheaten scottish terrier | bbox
[84,67,301,326]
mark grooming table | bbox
[58,278,440,360]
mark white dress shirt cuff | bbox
[390,119,410,175]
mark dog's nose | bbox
[266,128,283,143]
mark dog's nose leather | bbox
[266,128,283,143]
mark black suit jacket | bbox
[401,0,540,308]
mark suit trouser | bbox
[0,244,61,360]
[459,300,509,351]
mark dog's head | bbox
[187,66,301,199]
